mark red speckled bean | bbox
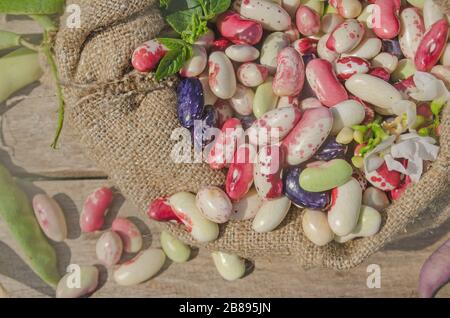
[306,59,348,107]
[372,0,400,40]
[273,47,305,97]
[326,19,365,54]
[147,197,182,223]
[414,18,449,72]
[226,144,256,201]
[131,40,167,73]
[329,0,363,19]
[112,217,143,253]
[295,5,321,36]
[79,187,113,233]
[217,11,263,45]
[234,0,291,31]
[335,56,370,81]
[292,37,318,55]
[254,144,284,200]
[237,62,269,88]
[399,7,425,60]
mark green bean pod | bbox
[0,48,43,103]
[0,164,60,288]
[0,0,65,15]
[0,30,21,50]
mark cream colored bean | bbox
[169,192,219,242]
[334,205,382,243]
[399,7,425,60]
[423,0,444,30]
[235,0,292,31]
[440,43,450,66]
[231,188,264,221]
[113,248,166,286]
[237,63,269,87]
[209,51,237,99]
[362,187,390,211]
[180,45,207,78]
[111,218,143,253]
[345,74,403,110]
[302,209,334,246]
[282,0,301,17]
[212,252,246,281]
[431,65,450,88]
[317,33,339,62]
[321,13,344,34]
[336,0,362,19]
[252,196,291,233]
[260,32,290,73]
[341,37,382,60]
[196,186,233,224]
[327,19,365,54]
[160,231,191,263]
[229,84,255,116]
[253,79,279,118]
[32,194,67,242]
[56,265,99,298]
[225,44,260,62]
[96,231,123,267]
[199,72,218,106]
[336,127,354,144]
[331,100,366,135]
[371,53,398,73]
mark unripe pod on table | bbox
[180,45,207,78]
[328,19,365,54]
[226,144,256,201]
[225,44,260,63]
[296,5,321,36]
[252,196,292,233]
[231,188,264,220]
[399,7,425,60]
[160,231,191,263]
[196,186,233,224]
[237,63,269,87]
[334,205,382,243]
[302,209,335,246]
[112,217,143,253]
[328,177,363,236]
[169,192,219,243]
[96,231,123,267]
[32,194,67,242]
[306,59,348,107]
[254,145,284,200]
[282,106,333,166]
[113,248,166,286]
[234,0,292,31]
[414,18,449,72]
[334,56,370,81]
[273,47,305,97]
[56,265,99,298]
[217,11,263,45]
[372,0,401,40]
[212,252,246,281]
[79,187,113,233]
[131,40,166,72]
[208,51,237,100]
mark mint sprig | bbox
[155,38,193,81]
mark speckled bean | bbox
[372,0,401,40]
[96,231,123,267]
[282,106,333,166]
[441,43,450,66]
[231,188,264,220]
[365,162,401,191]
[362,187,390,211]
[299,159,353,192]
[225,44,260,62]
[211,252,246,281]
[113,248,166,286]
[302,209,335,246]
[217,11,263,45]
[273,47,305,97]
[160,231,191,263]
[237,62,270,87]
[341,37,382,60]
[334,205,381,243]
[329,0,363,19]
[226,144,256,201]
[79,187,113,233]
[335,56,370,81]
[32,194,67,242]
[180,45,207,78]
[254,145,284,200]
[327,19,365,54]
[260,32,291,73]
[306,58,348,107]
[199,72,218,106]
[296,5,321,36]
[253,79,279,118]
[252,196,291,233]
[234,0,292,31]
[208,118,244,169]
[414,18,448,71]
[321,13,344,33]
[209,51,237,99]
[131,40,167,72]
[229,84,254,116]
[56,265,99,298]
[111,217,143,253]
[423,0,445,30]
[399,7,425,60]
[371,52,398,73]
[196,186,233,224]
[317,33,339,62]
[328,178,362,236]
[169,192,219,242]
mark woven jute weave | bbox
[55,0,450,269]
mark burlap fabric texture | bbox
[55,0,450,269]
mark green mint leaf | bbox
[156,37,190,50]
[207,0,231,15]
[0,0,65,14]
[159,0,171,9]
[165,7,203,34]
[181,13,209,44]
[155,44,192,81]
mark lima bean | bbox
[160,231,191,263]
[211,252,246,281]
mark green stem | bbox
[18,37,40,51]
[29,14,57,32]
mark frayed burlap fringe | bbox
[55,0,450,270]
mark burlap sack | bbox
[55,0,450,270]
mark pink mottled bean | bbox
[234,0,292,31]
[329,0,363,19]
[254,145,284,200]
[273,47,305,97]
[335,56,370,81]
[282,106,333,166]
[415,18,449,72]
[321,13,344,34]
[300,97,323,110]
[229,84,255,116]
[79,187,113,233]
[317,33,339,62]
[131,40,167,73]
[214,99,235,127]
[236,62,269,88]
[96,231,123,266]
[112,217,143,253]
[306,59,348,107]
[295,5,321,36]
[372,0,400,40]
[277,96,300,108]
[399,7,425,60]
[326,19,365,54]
[217,11,263,45]
[292,38,318,55]
[32,194,67,242]
[226,144,256,201]
[147,197,182,223]
[285,25,300,42]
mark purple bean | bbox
[177,78,205,128]
[313,137,348,161]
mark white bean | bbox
[56,265,99,298]
[212,252,246,281]
[196,186,233,224]
[252,196,291,233]
[96,231,123,267]
[302,209,334,246]
[334,205,382,243]
[160,231,191,263]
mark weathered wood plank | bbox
[0,179,449,298]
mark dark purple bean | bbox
[302,53,317,66]
[191,106,218,149]
[283,167,330,209]
[382,39,403,59]
[313,137,348,161]
[177,78,204,128]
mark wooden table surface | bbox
[0,16,449,298]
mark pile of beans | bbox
[132,0,447,272]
